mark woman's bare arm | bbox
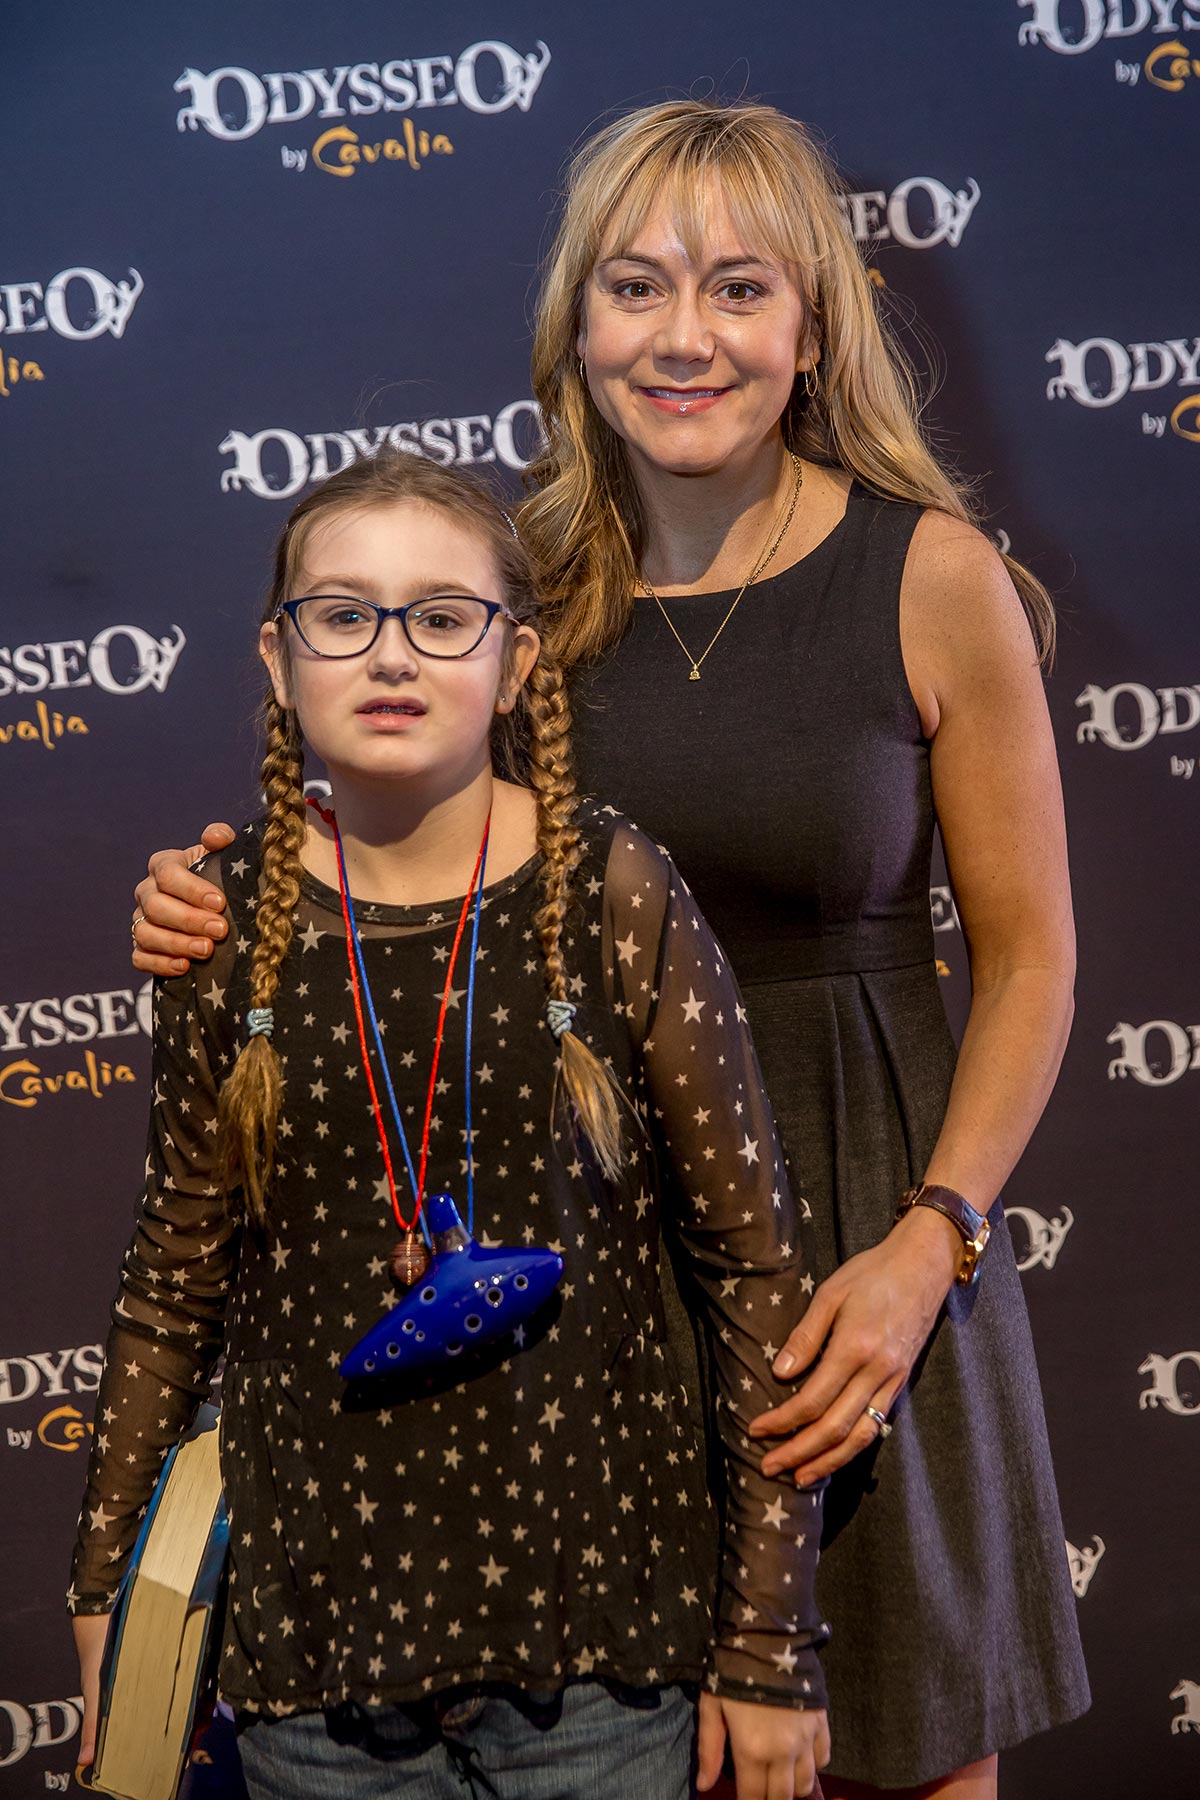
[753,512,1075,1483]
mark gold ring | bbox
[131,911,145,950]
[865,1405,892,1439]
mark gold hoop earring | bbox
[802,366,819,399]
[579,357,587,386]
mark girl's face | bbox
[259,499,539,790]
[578,182,814,480]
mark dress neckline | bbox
[298,849,542,930]
[640,476,862,605]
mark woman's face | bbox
[259,499,539,790]
[578,182,814,480]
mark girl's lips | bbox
[637,386,733,415]
[356,701,426,729]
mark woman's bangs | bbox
[595,144,819,286]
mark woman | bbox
[71,452,830,1800]
[129,102,1088,1795]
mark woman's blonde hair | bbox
[219,451,625,1230]
[521,99,1054,667]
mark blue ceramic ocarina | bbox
[340,1192,564,1379]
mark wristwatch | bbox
[895,1182,990,1285]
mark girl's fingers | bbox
[695,1693,727,1793]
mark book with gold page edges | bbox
[90,1404,228,1800]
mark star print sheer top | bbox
[69,805,830,1715]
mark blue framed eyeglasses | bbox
[278,595,518,660]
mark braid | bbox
[218,698,307,1228]
[526,656,625,1180]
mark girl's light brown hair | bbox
[521,99,1055,668]
[219,451,624,1230]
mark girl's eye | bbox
[313,602,370,629]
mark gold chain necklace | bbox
[638,453,804,681]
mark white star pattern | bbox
[68,808,825,1721]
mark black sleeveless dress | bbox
[569,482,1089,1786]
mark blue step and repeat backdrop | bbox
[2,3,1198,1795]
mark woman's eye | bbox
[614,279,655,300]
[717,281,763,302]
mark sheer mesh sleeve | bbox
[67,852,241,1615]
[602,817,829,1710]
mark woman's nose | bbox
[653,292,715,368]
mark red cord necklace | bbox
[306,796,490,1285]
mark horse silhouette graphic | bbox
[1170,1680,1200,1733]
[1065,1535,1104,1598]
[1006,1205,1074,1272]
[1138,1352,1200,1416]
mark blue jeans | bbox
[236,1680,698,1799]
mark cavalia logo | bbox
[0,624,187,754]
[0,980,151,1110]
[1019,0,1200,75]
[1065,1534,1105,1596]
[1006,1205,1075,1271]
[839,178,981,251]
[0,1694,83,1775]
[1045,335,1200,441]
[173,41,551,178]
[0,266,144,403]
[1106,1019,1200,1086]
[220,404,542,500]
[1139,1350,1200,1414]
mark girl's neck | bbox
[304,764,513,909]
[633,433,796,596]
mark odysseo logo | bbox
[1075,682,1200,750]
[0,1695,84,1773]
[839,177,981,251]
[0,625,187,754]
[219,405,541,500]
[0,268,143,340]
[174,40,551,141]
[1045,335,1200,441]
[1019,0,1200,54]
[0,627,186,700]
[1106,1019,1200,1086]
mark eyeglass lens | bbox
[294,597,495,657]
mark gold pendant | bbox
[688,665,701,681]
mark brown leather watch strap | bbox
[896,1182,991,1285]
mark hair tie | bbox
[546,999,576,1040]
[246,1007,275,1038]
[498,508,521,541]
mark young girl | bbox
[70,452,831,1799]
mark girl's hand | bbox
[72,1613,111,1774]
[697,1690,830,1798]
[750,1205,964,1485]
[131,824,236,977]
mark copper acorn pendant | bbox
[390,1233,430,1287]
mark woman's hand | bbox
[131,824,236,977]
[697,1690,830,1798]
[750,1206,964,1485]
[72,1613,111,1775]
